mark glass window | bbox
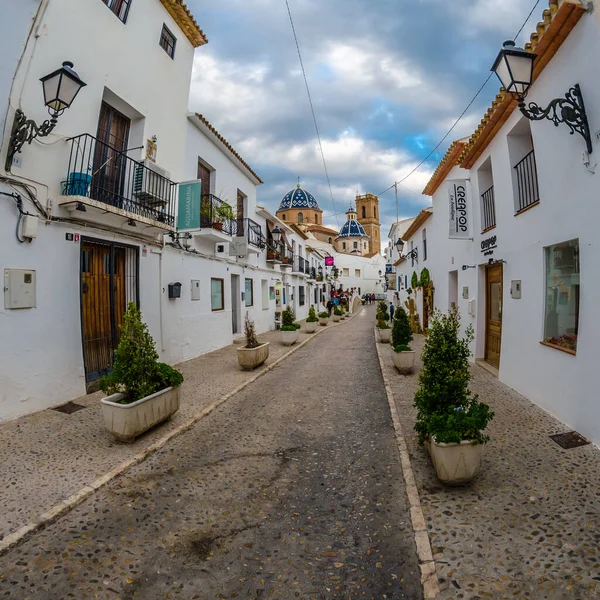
[343,268,349,277]
[353,241,358,249]
[343,242,346,250]
[299,286,305,306]
[544,239,579,353]
[159,24,176,59]
[102,0,131,23]
[355,269,360,277]
[298,212,303,223]
[211,278,224,311]
[245,278,253,307]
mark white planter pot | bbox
[377,327,391,343]
[281,329,300,346]
[305,321,318,333]
[332,314,341,322]
[430,439,483,485]
[101,386,180,443]
[237,341,270,370]
[391,348,416,373]
[319,317,329,326]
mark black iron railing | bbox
[481,185,496,231]
[514,150,540,212]
[240,218,266,249]
[280,247,293,266]
[62,133,177,226]
[266,244,283,261]
[309,267,317,279]
[200,194,237,236]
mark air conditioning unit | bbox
[133,159,171,206]
[215,242,229,256]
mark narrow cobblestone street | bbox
[0,307,423,599]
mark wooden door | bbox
[81,240,132,382]
[236,190,245,237]
[92,102,130,206]
[485,264,503,369]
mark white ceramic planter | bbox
[237,341,270,370]
[377,327,391,343]
[430,439,483,485]
[319,317,329,326]
[391,348,416,373]
[332,314,341,322]
[101,386,180,443]
[305,321,318,333]
[281,329,300,346]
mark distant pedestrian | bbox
[326,298,333,316]
[389,302,395,321]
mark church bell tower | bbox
[356,193,381,257]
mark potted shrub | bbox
[332,307,343,322]
[318,311,329,326]
[99,302,183,442]
[281,306,301,345]
[413,309,494,484]
[390,306,414,372]
[306,305,318,333]
[215,202,235,229]
[376,305,391,343]
[237,312,270,370]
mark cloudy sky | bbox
[187,0,541,242]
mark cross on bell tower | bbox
[355,193,381,257]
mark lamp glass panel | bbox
[507,53,534,92]
[42,74,61,109]
[57,75,82,108]
[494,56,513,90]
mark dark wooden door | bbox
[485,264,503,369]
[236,190,245,237]
[92,102,130,206]
[80,240,133,382]
[197,161,212,227]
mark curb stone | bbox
[0,305,363,557]
[374,337,440,600]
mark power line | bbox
[285,0,340,227]
[377,0,541,197]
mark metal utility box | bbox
[510,280,522,299]
[191,279,200,301]
[4,269,36,309]
[21,215,38,240]
[168,282,182,299]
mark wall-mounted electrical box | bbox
[462,286,469,300]
[468,298,476,316]
[510,280,522,299]
[21,215,38,240]
[191,279,200,301]
[168,282,182,299]
[4,269,36,309]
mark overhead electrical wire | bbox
[373,0,542,198]
[285,0,340,227]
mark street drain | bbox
[549,431,590,449]
[52,401,86,415]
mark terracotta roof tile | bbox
[422,140,467,196]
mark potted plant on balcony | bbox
[99,302,183,442]
[318,310,329,326]
[390,306,414,372]
[281,306,301,345]
[214,202,235,231]
[306,305,318,333]
[237,312,270,370]
[414,309,494,485]
[376,301,391,343]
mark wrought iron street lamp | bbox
[491,40,592,154]
[5,61,87,171]
[394,239,418,263]
[318,265,323,276]
[271,225,282,244]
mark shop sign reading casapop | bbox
[177,180,202,231]
[448,180,470,239]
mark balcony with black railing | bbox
[280,247,293,268]
[307,266,317,280]
[481,185,496,232]
[199,194,237,236]
[58,133,177,231]
[266,242,284,263]
[239,217,266,251]
[514,150,540,213]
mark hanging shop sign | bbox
[325,256,334,266]
[177,180,201,231]
[481,235,497,256]
[448,180,470,239]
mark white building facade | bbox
[399,0,600,445]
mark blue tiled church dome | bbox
[337,207,369,239]
[277,184,321,211]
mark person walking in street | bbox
[326,298,333,316]
[389,302,395,322]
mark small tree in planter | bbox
[332,306,343,322]
[390,306,414,371]
[237,312,270,369]
[281,306,301,345]
[99,302,183,442]
[318,310,329,326]
[375,304,391,342]
[306,305,318,332]
[413,308,494,484]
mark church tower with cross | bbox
[355,193,381,257]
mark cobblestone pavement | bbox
[379,334,600,600]
[0,307,422,599]
[0,319,338,542]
